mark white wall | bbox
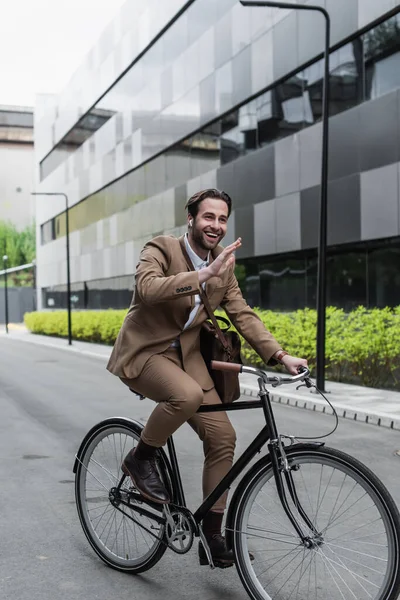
[0,143,35,230]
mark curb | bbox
[4,332,400,431]
[240,386,400,431]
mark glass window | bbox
[303,59,324,124]
[257,75,308,147]
[189,125,220,178]
[326,251,367,311]
[220,100,257,164]
[40,220,55,245]
[367,245,400,308]
[259,257,308,311]
[235,261,261,307]
[329,41,364,116]
[364,15,400,100]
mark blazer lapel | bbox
[179,235,195,311]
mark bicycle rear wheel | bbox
[231,445,400,600]
[75,420,170,573]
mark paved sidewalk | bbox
[2,325,400,430]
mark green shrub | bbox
[24,306,400,390]
[24,310,127,345]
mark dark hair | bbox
[185,188,232,218]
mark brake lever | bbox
[297,366,313,388]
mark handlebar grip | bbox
[210,360,243,373]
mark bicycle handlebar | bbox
[210,360,311,388]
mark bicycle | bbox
[73,361,400,600]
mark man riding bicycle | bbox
[107,188,308,568]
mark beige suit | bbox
[107,235,281,511]
[107,235,281,385]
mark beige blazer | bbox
[106,235,281,389]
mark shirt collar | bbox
[184,233,209,269]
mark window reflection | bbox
[40,10,400,185]
[259,257,308,311]
[364,15,400,100]
[303,60,324,123]
[367,246,400,308]
[329,41,364,116]
[40,108,115,180]
[326,252,366,311]
[220,101,257,164]
[235,244,400,312]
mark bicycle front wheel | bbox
[231,445,400,600]
[75,420,170,573]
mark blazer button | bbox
[183,286,188,291]
[188,286,192,290]
[176,288,180,293]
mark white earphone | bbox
[189,219,193,227]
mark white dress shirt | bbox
[171,234,209,347]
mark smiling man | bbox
[107,188,307,568]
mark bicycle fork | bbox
[259,380,323,549]
[268,440,324,548]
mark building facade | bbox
[0,105,35,231]
[35,0,400,312]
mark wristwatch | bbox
[274,350,289,363]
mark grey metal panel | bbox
[251,30,274,96]
[217,162,236,199]
[327,0,358,45]
[232,46,252,107]
[298,0,326,66]
[254,199,276,256]
[234,205,254,258]
[233,145,275,208]
[174,184,187,227]
[358,0,396,28]
[199,72,217,125]
[214,11,232,69]
[276,192,301,253]
[273,11,299,81]
[275,134,300,197]
[361,164,399,240]
[328,107,361,181]
[224,209,236,246]
[359,92,400,172]
[299,122,322,190]
[300,185,320,249]
[327,173,361,245]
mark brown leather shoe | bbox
[122,448,170,505]
[199,534,254,568]
[199,534,235,568]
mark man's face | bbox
[188,198,229,255]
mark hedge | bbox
[24,306,400,390]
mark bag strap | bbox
[181,244,231,354]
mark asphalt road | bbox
[1,337,400,600]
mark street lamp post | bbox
[240,0,331,391]
[2,254,8,334]
[31,192,72,345]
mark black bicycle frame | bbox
[117,388,319,543]
[167,387,318,542]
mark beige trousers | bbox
[121,347,236,512]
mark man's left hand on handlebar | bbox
[280,355,308,376]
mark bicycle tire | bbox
[75,419,171,573]
[230,445,400,600]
